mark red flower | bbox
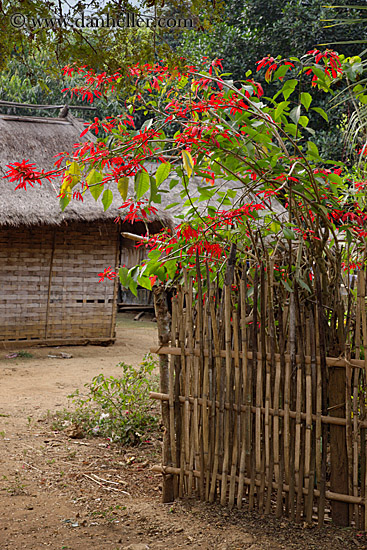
[98,266,117,283]
[4,160,59,190]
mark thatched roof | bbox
[0,114,171,229]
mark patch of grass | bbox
[17,350,33,358]
[3,474,27,496]
[54,353,160,446]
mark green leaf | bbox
[129,279,138,296]
[87,169,104,200]
[298,116,309,128]
[307,141,321,160]
[300,92,312,111]
[102,189,113,211]
[165,260,177,279]
[273,64,292,80]
[141,118,153,131]
[290,105,301,125]
[346,229,353,245]
[281,279,293,293]
[61,163,80,192]
[155,161,171,186]
[281,79,298,100]
[67,161,81,176]
[60,194,70,211]
[297,277,311,293]
[274,101,289,121]
[284,123,299,137]
[135,170,150,199]
[198,186,217,200]
[169,178,179,189]
[270,221,281,233]
[86,168,102,186]
[148,248,162,261]
[119,266,129,288]
[182,150,194,179]
[311,107,329,122]
[138,275,153,291]
[327,173,343,186]
[117,176,129,200]
[149,175,161,204]
[283,227,296,240]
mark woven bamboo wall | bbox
[0,221,118,344]
[151,264,367,529]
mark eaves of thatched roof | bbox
[0,113,172,229]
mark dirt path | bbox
[0,313,365,550]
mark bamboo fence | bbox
[151,257,367,529]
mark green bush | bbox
[65,353,159,445]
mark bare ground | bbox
[0,313,366,550]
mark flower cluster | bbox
[98,266,117,283]
[4,160,59,190]
[305,49,342,86]
[256,56,294,82]
[118,199,158,223]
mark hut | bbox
[0,112,170,347]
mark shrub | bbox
[65,353,159,445]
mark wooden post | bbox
[315,265,349,526]
[328,366,349,526]
[154,285,175,503]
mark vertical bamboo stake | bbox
[265,258,276,515]
[169,294,178,498]
[229,308,241,509]
[352,365,360,529]
[345,344,354,523]
[153,285,174,503]
[304,311,314,524]
[294,288,304,522]
[249,266,259,510]
[220,244,236,506]
[288,291,296,519]
[183,271,194,496]
[313,304,322,525]
[314,265,327,527]
[237,267,250,509]
[276,298,286,518]
[257,263,266,513]
[277,290,287,517]
[178,287,186,497]
[205,268,213,501]
[209,294,223,503]
[194,251,205,500]
[173,289,183,497]
[282,300,291,516]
